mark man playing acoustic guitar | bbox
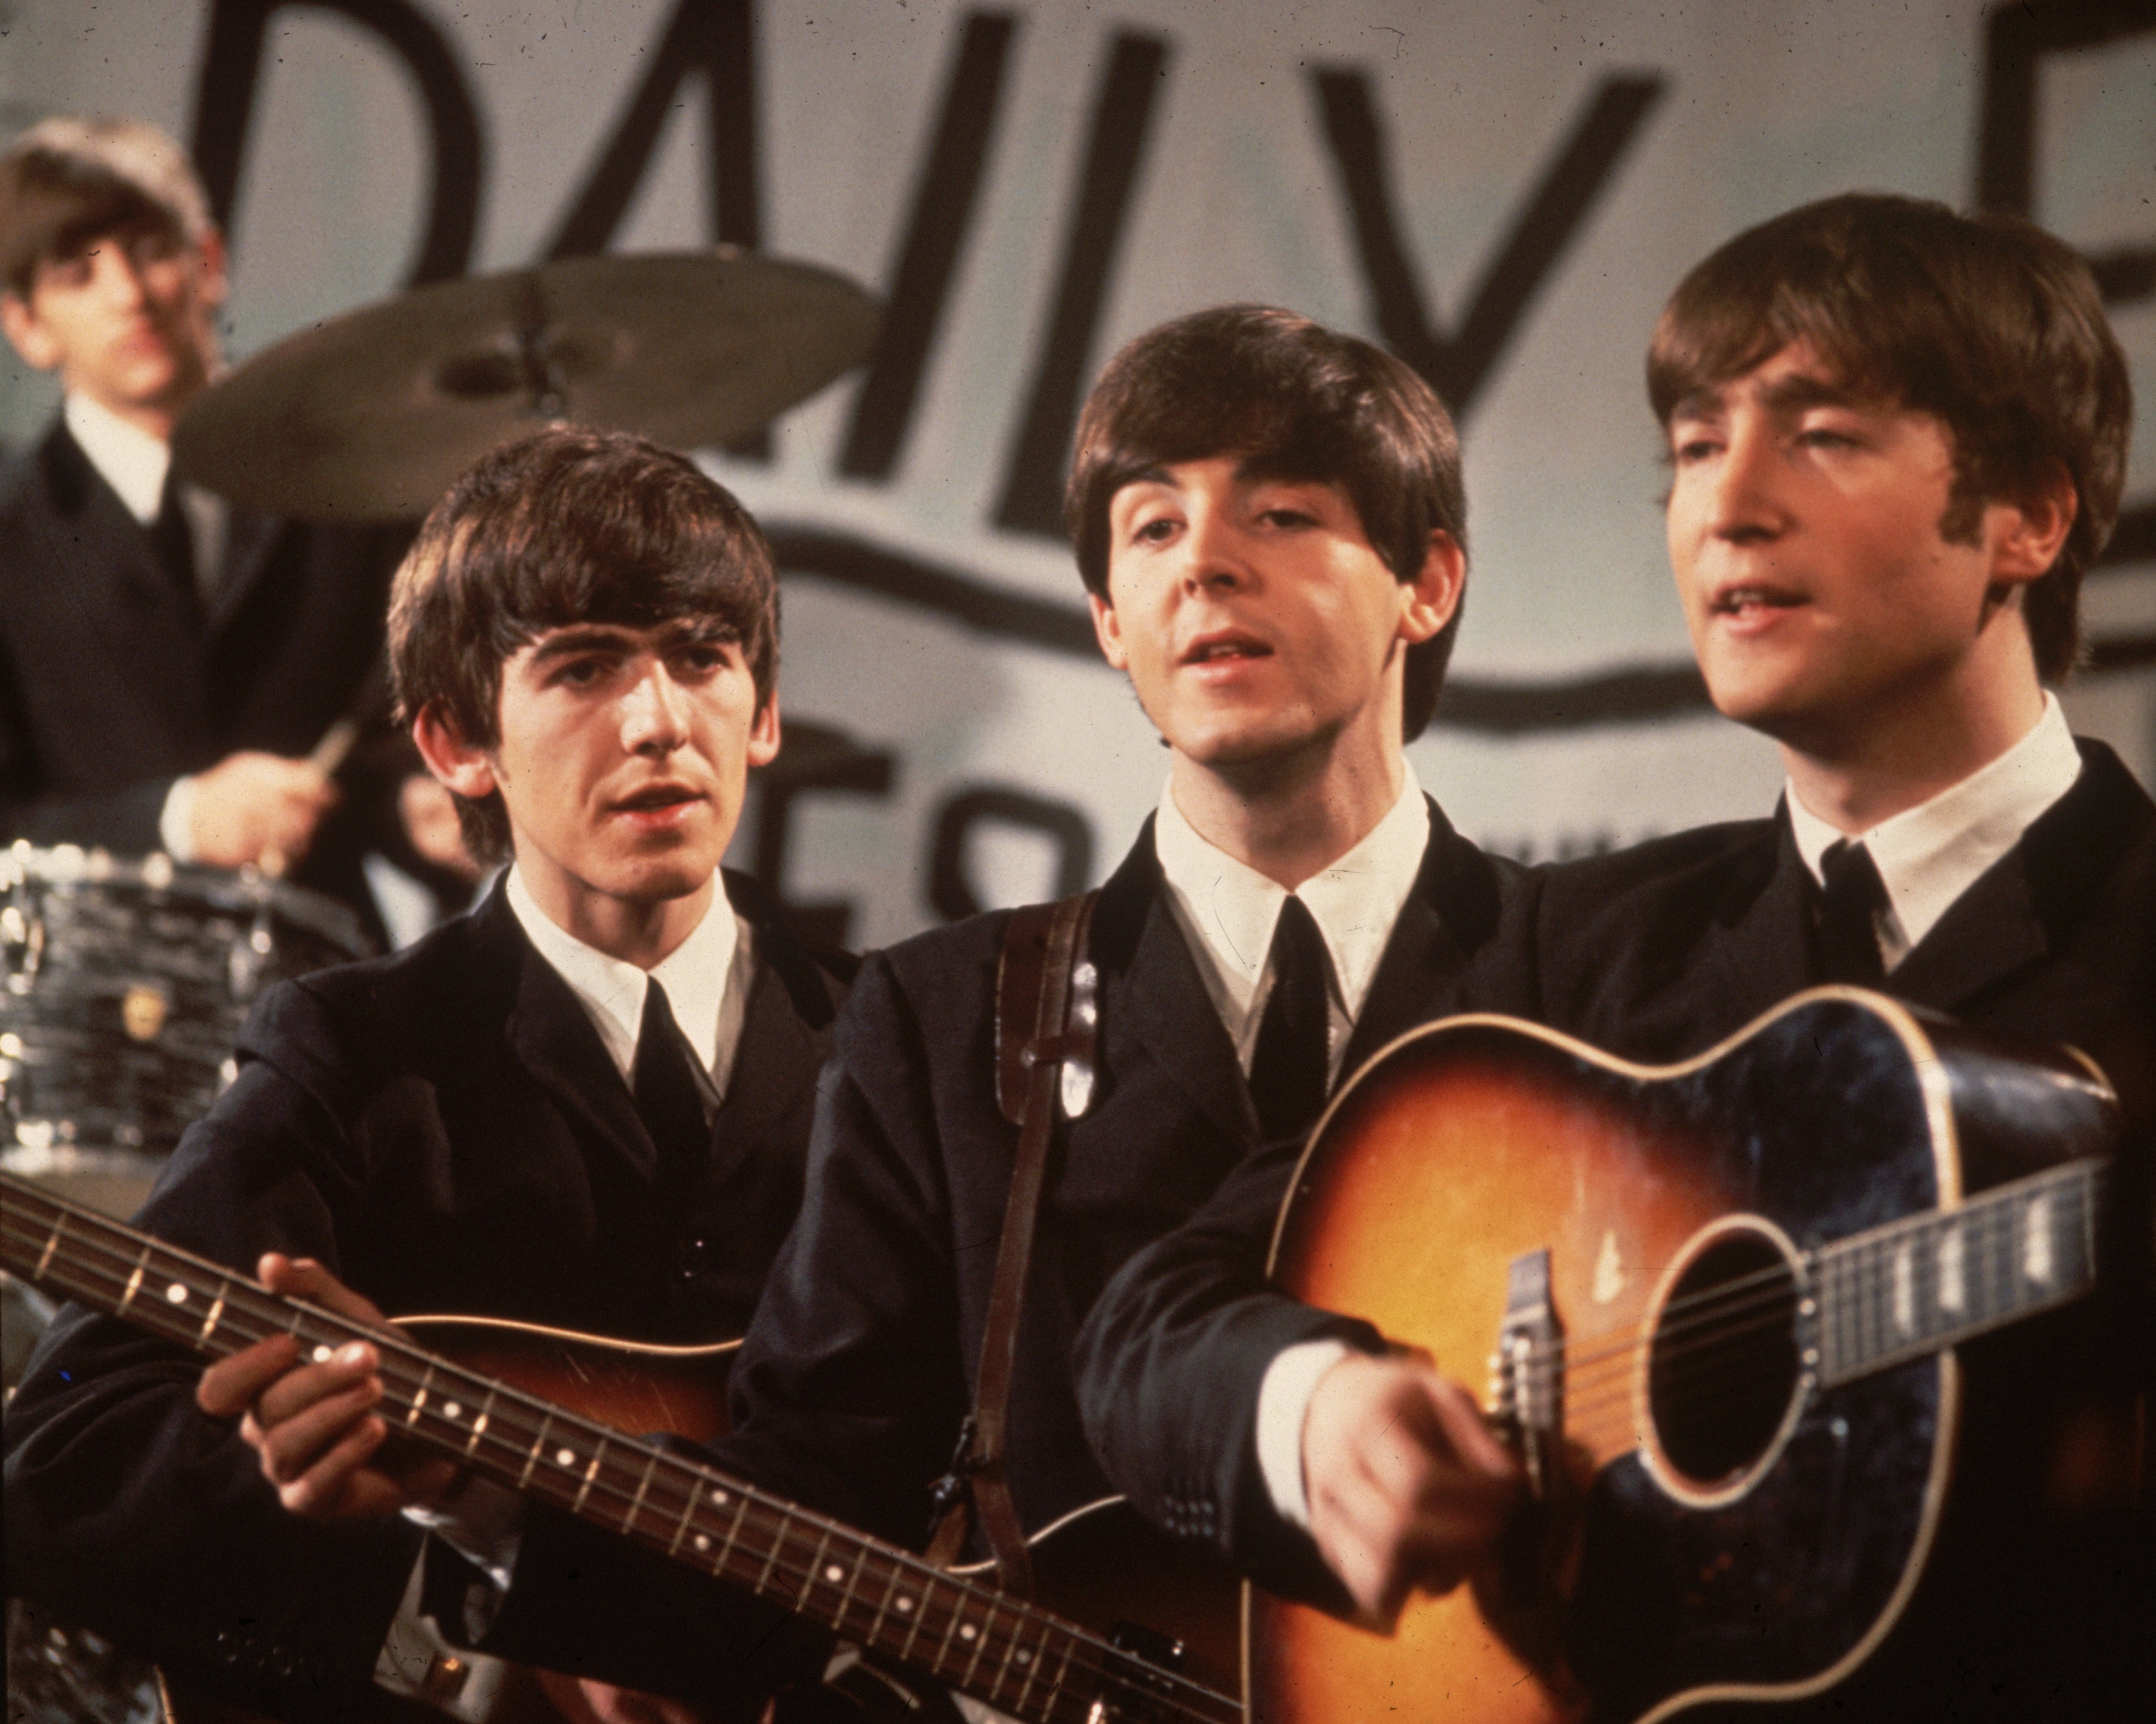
[1076,195,2154,1720]
[5,426,853,1721]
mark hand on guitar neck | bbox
[1302,1350,1524,1623]
[196,1254,463,1519]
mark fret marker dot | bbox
[694,1534,711,1552]
[1016,1650,1031,1665]
[443,1401,462,1421]
[713,1491,729,1506]
[311,1345,332,1363]
[959,1624,977,1642]
[165,1283,188,1304]
[895,1597,914,1615]
[556,1447,576,1466]
[824,1564,844,1584]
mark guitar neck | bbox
[1810,1158,2105,1387]
[0,1175,1236,1724]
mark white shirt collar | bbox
[504,867,753,1095]
[1154,765,1431,1078]
[64,391,171,524]
[1786,692,2082,966]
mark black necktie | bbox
[1815,839,1888,985]
[1249,896,1332,1143]
[631,980,717,1200]
[151,473,198,608]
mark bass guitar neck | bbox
[0,1175,1239,1724]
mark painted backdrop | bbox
[4,0,2151,947]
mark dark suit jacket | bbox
[486,806,1538,1688]
[1,870,852,1721]
[1079,742,2156,1661]
[0,417,410,927]
[1523,735,2156,1720]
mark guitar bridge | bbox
[1490,1248,1564,1501]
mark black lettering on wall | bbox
[541,0,768,458]
[929,786,1095,921]
[749,717,895,948]
[194,0,483,284]
[993,32,1172,538]
[767,521,1717,730]
[1979,0,2156,577]
[840,12,1019,480]
[1311,70,1663,419]
[543,0,761,259]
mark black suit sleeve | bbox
[714,948,978,1547]
[1073,1129,1384,1607]
[2,1038,424,1720]
[0,624,174,848]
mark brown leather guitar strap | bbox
[923,889,1100,1592]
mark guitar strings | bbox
[0,1196,1241,1724]
[0,1206,1177,1724]
[1521,1175,2097,1441]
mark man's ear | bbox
[411,705,498,800]
[0,292,61,373]
[747,691,781,769]
[1988,462,2078,587]
[1397,530,1467,645]
[1089,592,1130,671]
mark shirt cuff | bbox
[403,1479,526,1626]
[1256,1337,1354,1530]
[158,776,198,862]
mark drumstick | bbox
[308,717,362,777]
[260,716,359,876]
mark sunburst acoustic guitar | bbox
[1253,988,2123,1724]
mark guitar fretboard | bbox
[0,1174,1237,1724]
[1812,1159,2102,1387]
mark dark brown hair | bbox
[389,427,779,863]
[1066,305,1467,737]
[0,116,213,296]
[1649,192,2131,683]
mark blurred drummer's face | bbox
[480,619,779,956]
[0,219,225,434]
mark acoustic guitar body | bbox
[1250,992,2113,1724]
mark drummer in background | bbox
[4,425,854,1722]
[0,115,471,935]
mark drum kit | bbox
[1,246,879,1722]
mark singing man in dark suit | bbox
[203,306,1539,1712]
[1075,195,2153,1719]
[3,427,853,1722]
[0,115,434,927]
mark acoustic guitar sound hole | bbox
[1648,1226,1801,1489]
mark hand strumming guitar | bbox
[1302,1351,1522,1624]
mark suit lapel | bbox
[1343,799,1504,1074]
[489,889,656,1183]
[1092,823,1255,1145]
[34,424,211,732]
[206,507,286,636]
[701,874,839,1188]
[1886,743,2150,1014]
[1698,807,1816,1030]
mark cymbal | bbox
[173,248,880,520]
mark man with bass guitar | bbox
[4,427,855,1721]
